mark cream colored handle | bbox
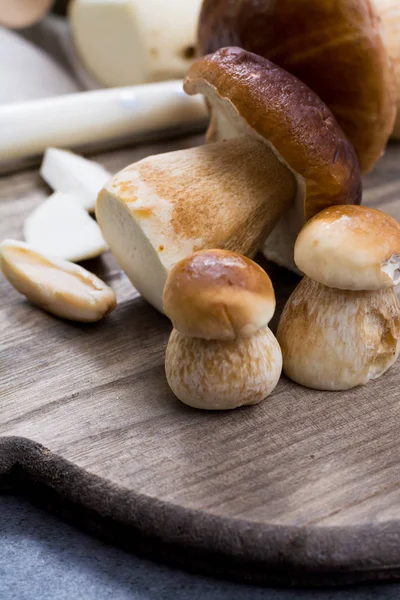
[0,80,207,170]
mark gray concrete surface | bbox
[0,494,399,600]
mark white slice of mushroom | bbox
[41,148,111,212]
[0,240,116,322]
[24,192,108,262]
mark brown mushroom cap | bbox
[184,47,361,222]
[295,205,400,290]
[0,0,53,28]
[198,0,396,174]
[163,249,275,340]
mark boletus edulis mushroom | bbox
[277,206,400,391]
[163,249,282,410]
[97,48,360,311]
[374,0,400,138]
[198,0,397,170]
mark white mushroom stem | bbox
[69,0,203,87]
[277,276,400,391]
[97,136,296,312]
[165,326,282,410]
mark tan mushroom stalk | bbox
[277,206,400,391]
[163,249,282,410]
[97,48,360,312]
[198,0,397,170]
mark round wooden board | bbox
[1,136,400,587]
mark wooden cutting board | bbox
[1,136,400,587]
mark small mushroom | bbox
[0,240,116,322]
[97,48,360,312]
[198,0,397,171]
[69,0,203,87]
[163,249,282,410]
[277,206,400,391]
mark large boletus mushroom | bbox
[198,0,397,172]
[374,0,400,138]
[97,48,360,312]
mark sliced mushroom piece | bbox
[277,206,400,391]
[24,192,108,262]
[97,48,360,312]
[198,0,397,171]
[41,148,111,212]
[164,249,282,410]
[0,240,116,322]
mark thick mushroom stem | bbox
[165,326,282,410]
[277,276,400,391]
[96,136,296,312]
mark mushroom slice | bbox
[24,192,108,262]
[163,249,282,410]
[277,206,400,391]
[97,48,360,311]
[198,0,396,171]
[0,240,116,322]
[41,148,111,212]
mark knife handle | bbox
[0,80,207,170]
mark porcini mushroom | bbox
[164,249,282,410]
[96,48,360,312]
[277,206,400,391]
[374,0,400,138]
[198,0,397,172]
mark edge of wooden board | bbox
[1,435,400,587]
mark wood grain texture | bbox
[1,136,400,586]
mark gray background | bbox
[1,495,399,600]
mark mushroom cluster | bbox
[93,0,400,408]
[97,47,361,310]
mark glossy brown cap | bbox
[184,47,361,221]
[198,0,396,174]
[295,205,400,290]
[163,249,276,340]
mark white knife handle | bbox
[0,80,207,169]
